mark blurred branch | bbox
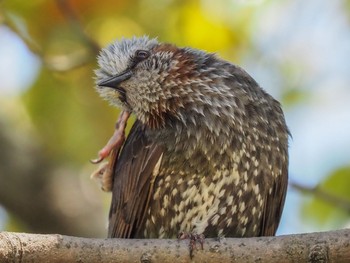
[1,229,350,263]
[0,106,105,237]
[290,181,350,212]
[44,49,95,72]
[1,0,100,72]
[1,14,43,57]
[55,0,100,53]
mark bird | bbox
[91,36,289,241]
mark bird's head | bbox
[95,36,217,129]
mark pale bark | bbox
[0,229,349,263]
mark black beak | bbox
[97,70,132,89]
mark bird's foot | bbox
[90,149,117,192]
[90,110,130,191]
[90,110,130,164]
[178,231,205,259]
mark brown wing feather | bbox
[108,120,163,238]
[259,164,288,236]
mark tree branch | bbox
[290,181,350,213]
[55,0,100,53]
[2,0,100,72]
[1,229,349,263]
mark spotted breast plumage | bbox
[92,36,289,239]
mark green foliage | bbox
[302,166,350,228]
[22,66,119,163]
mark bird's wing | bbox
[108,120,163,238]
[259,165,288,236]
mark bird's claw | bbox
[178,231,205,259]
[90,148,111,164]
[90,156,104,164]
[90,110,131,191]
[90,161,112,191]
[90,110,130,164]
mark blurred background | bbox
[0,0,349,238]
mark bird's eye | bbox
[135,50,150,61]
